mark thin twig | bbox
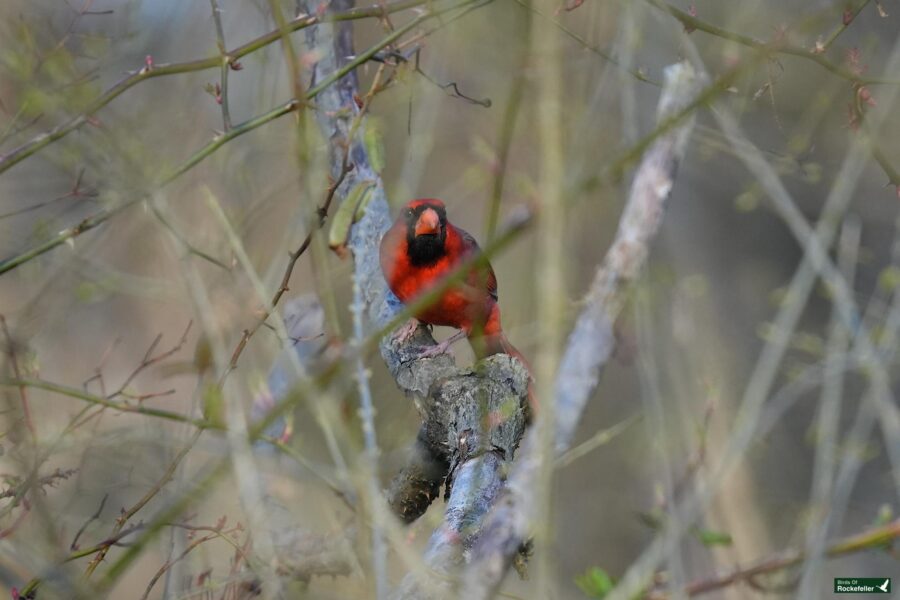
[643,0,900,85]
[796,216,859,593]
[223,156,352,380]
[513,0,656,85]
[110,321,192,400]
[0,315,35,441]
[71,493,108,551]
[819,0,870,51]
[81,430,203,579]
[208,0,233,130]
[0,377,214,429]
[646,518,900,598]
[0,0,476,276]
[140,525,245,600]
[0,0,430,175]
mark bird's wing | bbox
[457,227,498,301]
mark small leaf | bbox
[74,281,98,303]
[202,383,226,428]
[878,265,900,292]
[364,118,386,173]
[693,527,733,547]
[801,162,823,184]
[575,567,616,598]
[328,181,375,257]
[734,189,759,212]
[636,509,665,530]
[874,504,893,526]
[352,185,376,224]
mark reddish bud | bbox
[145,55,154,69]
[842,7,853,25]
[230,60,243,71]
[353,93,364,109]
[11,588,19,600]
[858,85,876,107]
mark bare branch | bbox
[461,61,705,600]
[0,0,430,176]
[645,518,900,598]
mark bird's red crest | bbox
[405,198,446,210]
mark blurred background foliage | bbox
[0,0,898,598]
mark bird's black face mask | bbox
[406,203,447,266]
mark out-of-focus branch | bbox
[222,156,352,381]
[274,528,357,581]
[513,0,657,86]
[645,518,900,598]
[1,314,35,441]
[0,0,474,277]
[642,0,900,85]
[459,62,705,600]
[0,0,429,176]
[0,99,299,275]
[605,33,900,600]
[0,377,214,429]
[208,0,233,131]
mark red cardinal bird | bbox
[380,198,532,377]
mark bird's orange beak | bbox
[414,207,441,236]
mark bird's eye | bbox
[406,209,414,217]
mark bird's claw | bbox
[392,318,421,344]
[417,340,452,358]
[416,330,466,359]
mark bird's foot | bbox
[392,318,422,344]
[417,330,467,358]
[417,339,453,358]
